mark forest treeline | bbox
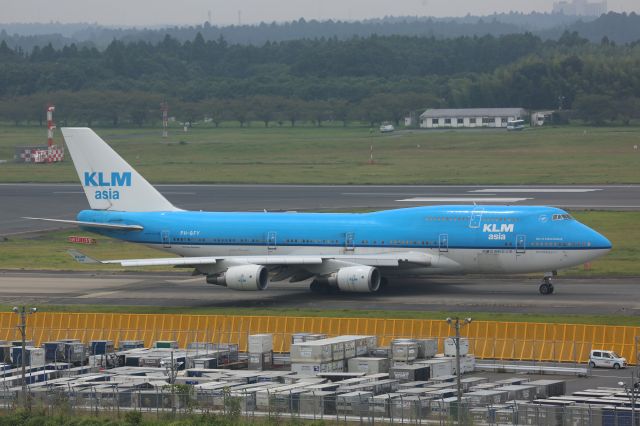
[1,30,639,127]
[3,12,640,51]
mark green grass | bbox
[0,211,636,275]
[1,125,639,184]
[1,303,638,326]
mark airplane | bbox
[28,128,612,296]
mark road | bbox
[0,271,638,315]
[2,183,640,234]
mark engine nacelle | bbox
[333,266,381,293]
[206,265,269,291]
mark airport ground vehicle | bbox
[507,119,525,131]
[589,350,627,369]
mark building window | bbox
[457,118,464,124]
[501,117,508,124]
[482,117,491,124]
[444,118,451,125]
[469,118,476,124]
[431,118,439,125]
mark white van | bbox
[589,350,627,369]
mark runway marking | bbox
[397,197,531,203]
[160,192,197,195]
[470,188,601,193]
[76,291,120,298]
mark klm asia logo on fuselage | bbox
[83,171,132,200]
[483,223,514,240]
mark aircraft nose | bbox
[592,230,612,251]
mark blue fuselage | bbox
[77,205,611,275]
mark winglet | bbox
[67,249,102,264]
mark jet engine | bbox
[206,265,269,291]
[329,266,381,293]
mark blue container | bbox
[43,342,65,362]
[90,340,114,355]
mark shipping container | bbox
[347,357,389,374]
[119,340,145,351]
[153,341,179,349]
[337,391,373,417]
[249,334,273,353]
[248,351,273,371]
[416,359,453,378]
[90,340,114,355]
[444,337,469,356]
[390,364,430,383]
[392,341,419,362]
[11,346,45,368]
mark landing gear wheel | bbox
[379,277,389,288]
[540,277,554,295]
[310,280,325,293]
[539,283,552,295]
[309,280,338,294]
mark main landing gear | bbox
[539,276,555,295]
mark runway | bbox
[2,183,640,234]
[0,271,638,315]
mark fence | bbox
[2,387,638,425]
[0,312,638,364]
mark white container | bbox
[248,334,273,353]
[417,358,453,378]
[291,362,334,376]
[337,391,373,416]
[248,351,273,370]
[415,338,438,358]
[392,341,418,362]
[347,357,390,374]
[290,342,332,363]
[444,337,469,356]
[459,354,476,374]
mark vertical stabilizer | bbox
[61,127,179,212]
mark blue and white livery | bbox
[31,128,612,296]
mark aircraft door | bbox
[516,234,526,254]
[161,230,171,248]
[469,208,483,228]
[439,233,449,253]
[267,231,277,253]
[345,232,355,252]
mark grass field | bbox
[0,211,636,275]
[0,125,639,184]
[0,303,638,326]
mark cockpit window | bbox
[552,214,574,221]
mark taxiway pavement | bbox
[0,271,638,315]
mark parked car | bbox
[379,124,395,133]
[589,350,627,369]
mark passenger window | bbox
[593,351,601,357]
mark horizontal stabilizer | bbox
[23,217,143,231]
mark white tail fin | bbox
[61,127,179,212]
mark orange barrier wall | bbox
[0,312,637,364]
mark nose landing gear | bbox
[539,275,555,295]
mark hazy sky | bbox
[2,0,638,26]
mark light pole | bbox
[12,306,37,407]
[619,375,638,426]
[447,316,472,425]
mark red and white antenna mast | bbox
[46,104,56,147]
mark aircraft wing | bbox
[68,251,431,268]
